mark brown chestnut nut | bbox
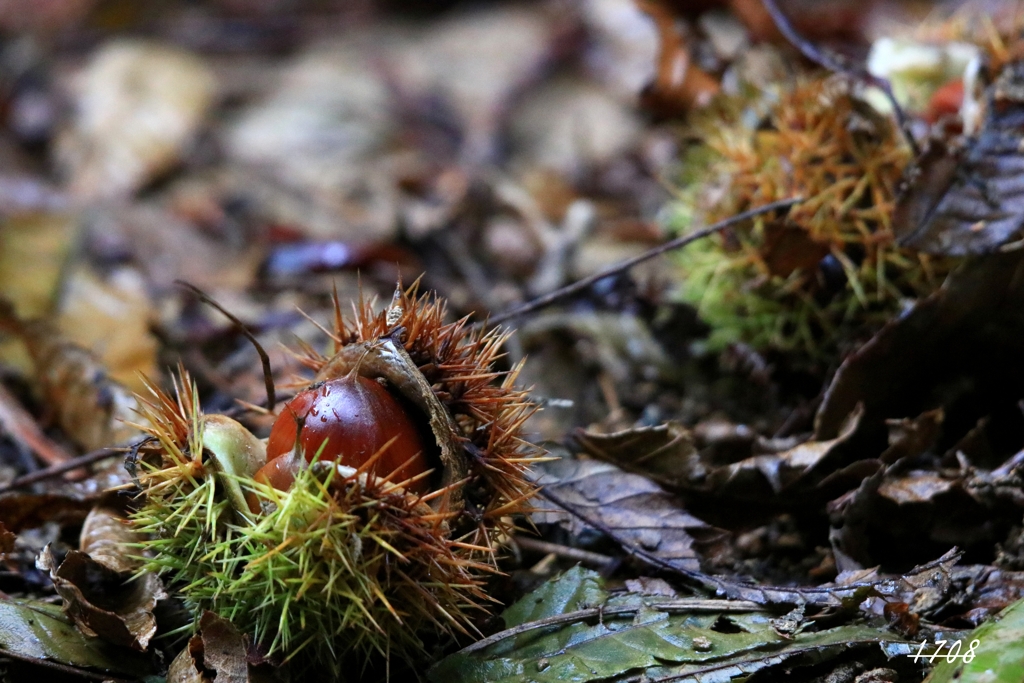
[256,373,430,494]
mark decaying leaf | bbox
[705,405,863,500]
[37,505,165,651]
[573,421,700,490]
[534,458,730,572]
[167,612,259,683]
[577,407,862,502]
[430,566,916,683]
[0,597,153,678]
[895,62,1024,256]
[926,595,1024,683]
[816,250,1024,440]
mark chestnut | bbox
[257,373,430,494]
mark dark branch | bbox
[0,446,121,494]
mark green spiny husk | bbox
[132,454,493,678]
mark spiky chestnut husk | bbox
[672,76,953,360]
[129,286,542,677]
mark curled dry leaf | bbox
[37,504,164,652]
[37,541,166,651]
[895,62,1024,256]
[79,503,143,575]
[168,612,256,683]
[57,40,216,200]
[534,458,730,573]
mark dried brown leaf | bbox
[167,612,265,683]
[707,405,863,499]
[816,250,1024,440]
[895,63,1024,255]
[38,544,165,651]
[535,458,729,573]
[79,505,142,575]
[573,421,700,489]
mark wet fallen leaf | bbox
[926,595,1024,683]
[430,566,916,683]
[0,597,154,678]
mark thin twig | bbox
[459,598,764,655]
[539,486,962,607]
[175,280,276,411]
[760,0,920,157]
[513,536,618,568]
[0,446,122,494]
[485,197,802,327]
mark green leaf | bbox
[500,566,608,629]
[925,596,1024,683]
[430,568,916,683]
[0,597,154,677]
